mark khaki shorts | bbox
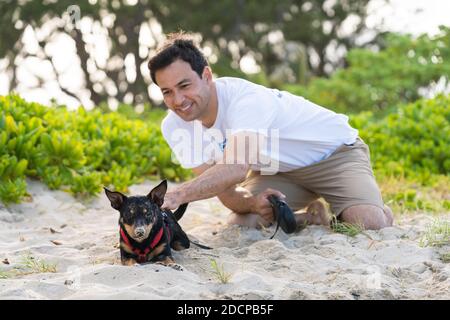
[239,138,384,216]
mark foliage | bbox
[0,0,375,107]
[284,27,450,114]
[378,175,450,215]
[97,102,167,126]
[351,94,450,183]
[157,0,372,78]
[440,253,450,263]
[209,258,232,284]
[419,219,450,247]
[0,94,191,204]
[0,253,57,278]
[19,254,58,274]
[330,216,366,238]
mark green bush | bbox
[0,94,191,204]
[1,92,448,207]
[96,101,168,125]
[283,27,450,114]
[350,94,450,183]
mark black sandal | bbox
[268,195,298,239]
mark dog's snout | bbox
[134,227,146,237]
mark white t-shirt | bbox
[161,77,358,173]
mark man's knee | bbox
[340,204,393,230]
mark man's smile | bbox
[178,102,193,112]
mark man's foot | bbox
[227,212,271,229]
[295,200,330,227]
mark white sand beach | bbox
[0,179,448,300]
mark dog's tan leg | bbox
[122,258,138,266]
[172,241,189,251]
[155,256,184,271]
[156,256,175,265]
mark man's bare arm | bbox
[217,185,255,214]
[192,164,254,214]
[162,132,272,211]
[169,163,249,205]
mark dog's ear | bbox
[104,187,127,210]
[147,180,167,207]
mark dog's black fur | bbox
[104,180,190,267]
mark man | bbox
[148,32,393,230]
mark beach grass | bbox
[330,216,366,237]
[21,254,56,273]
[440,252,450,263]
[419,219,450,248]
[0,254,57,278]
[209,258,232,284]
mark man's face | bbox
[155,59,212,123]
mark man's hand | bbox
[249,188,286,222]
[161,190,183,211]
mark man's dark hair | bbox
[148,32,208,85]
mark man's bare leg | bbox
[339,204,394,230]
[294,200,331,227]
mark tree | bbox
[154,0,375,81]
[0,0,378,107]
[0,0,155,107]
[283,27,450,113]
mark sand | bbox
[0,179,449,300]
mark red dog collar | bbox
[120,226,164,263]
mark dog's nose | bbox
[135,227,145,237]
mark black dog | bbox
[104,180,190,267]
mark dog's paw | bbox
[155,261,184,271]
[170,263,184,271]
[168,263,184,271]
[134,263,146,267]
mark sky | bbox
[367,0,450,35]
[1,0,449,108]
